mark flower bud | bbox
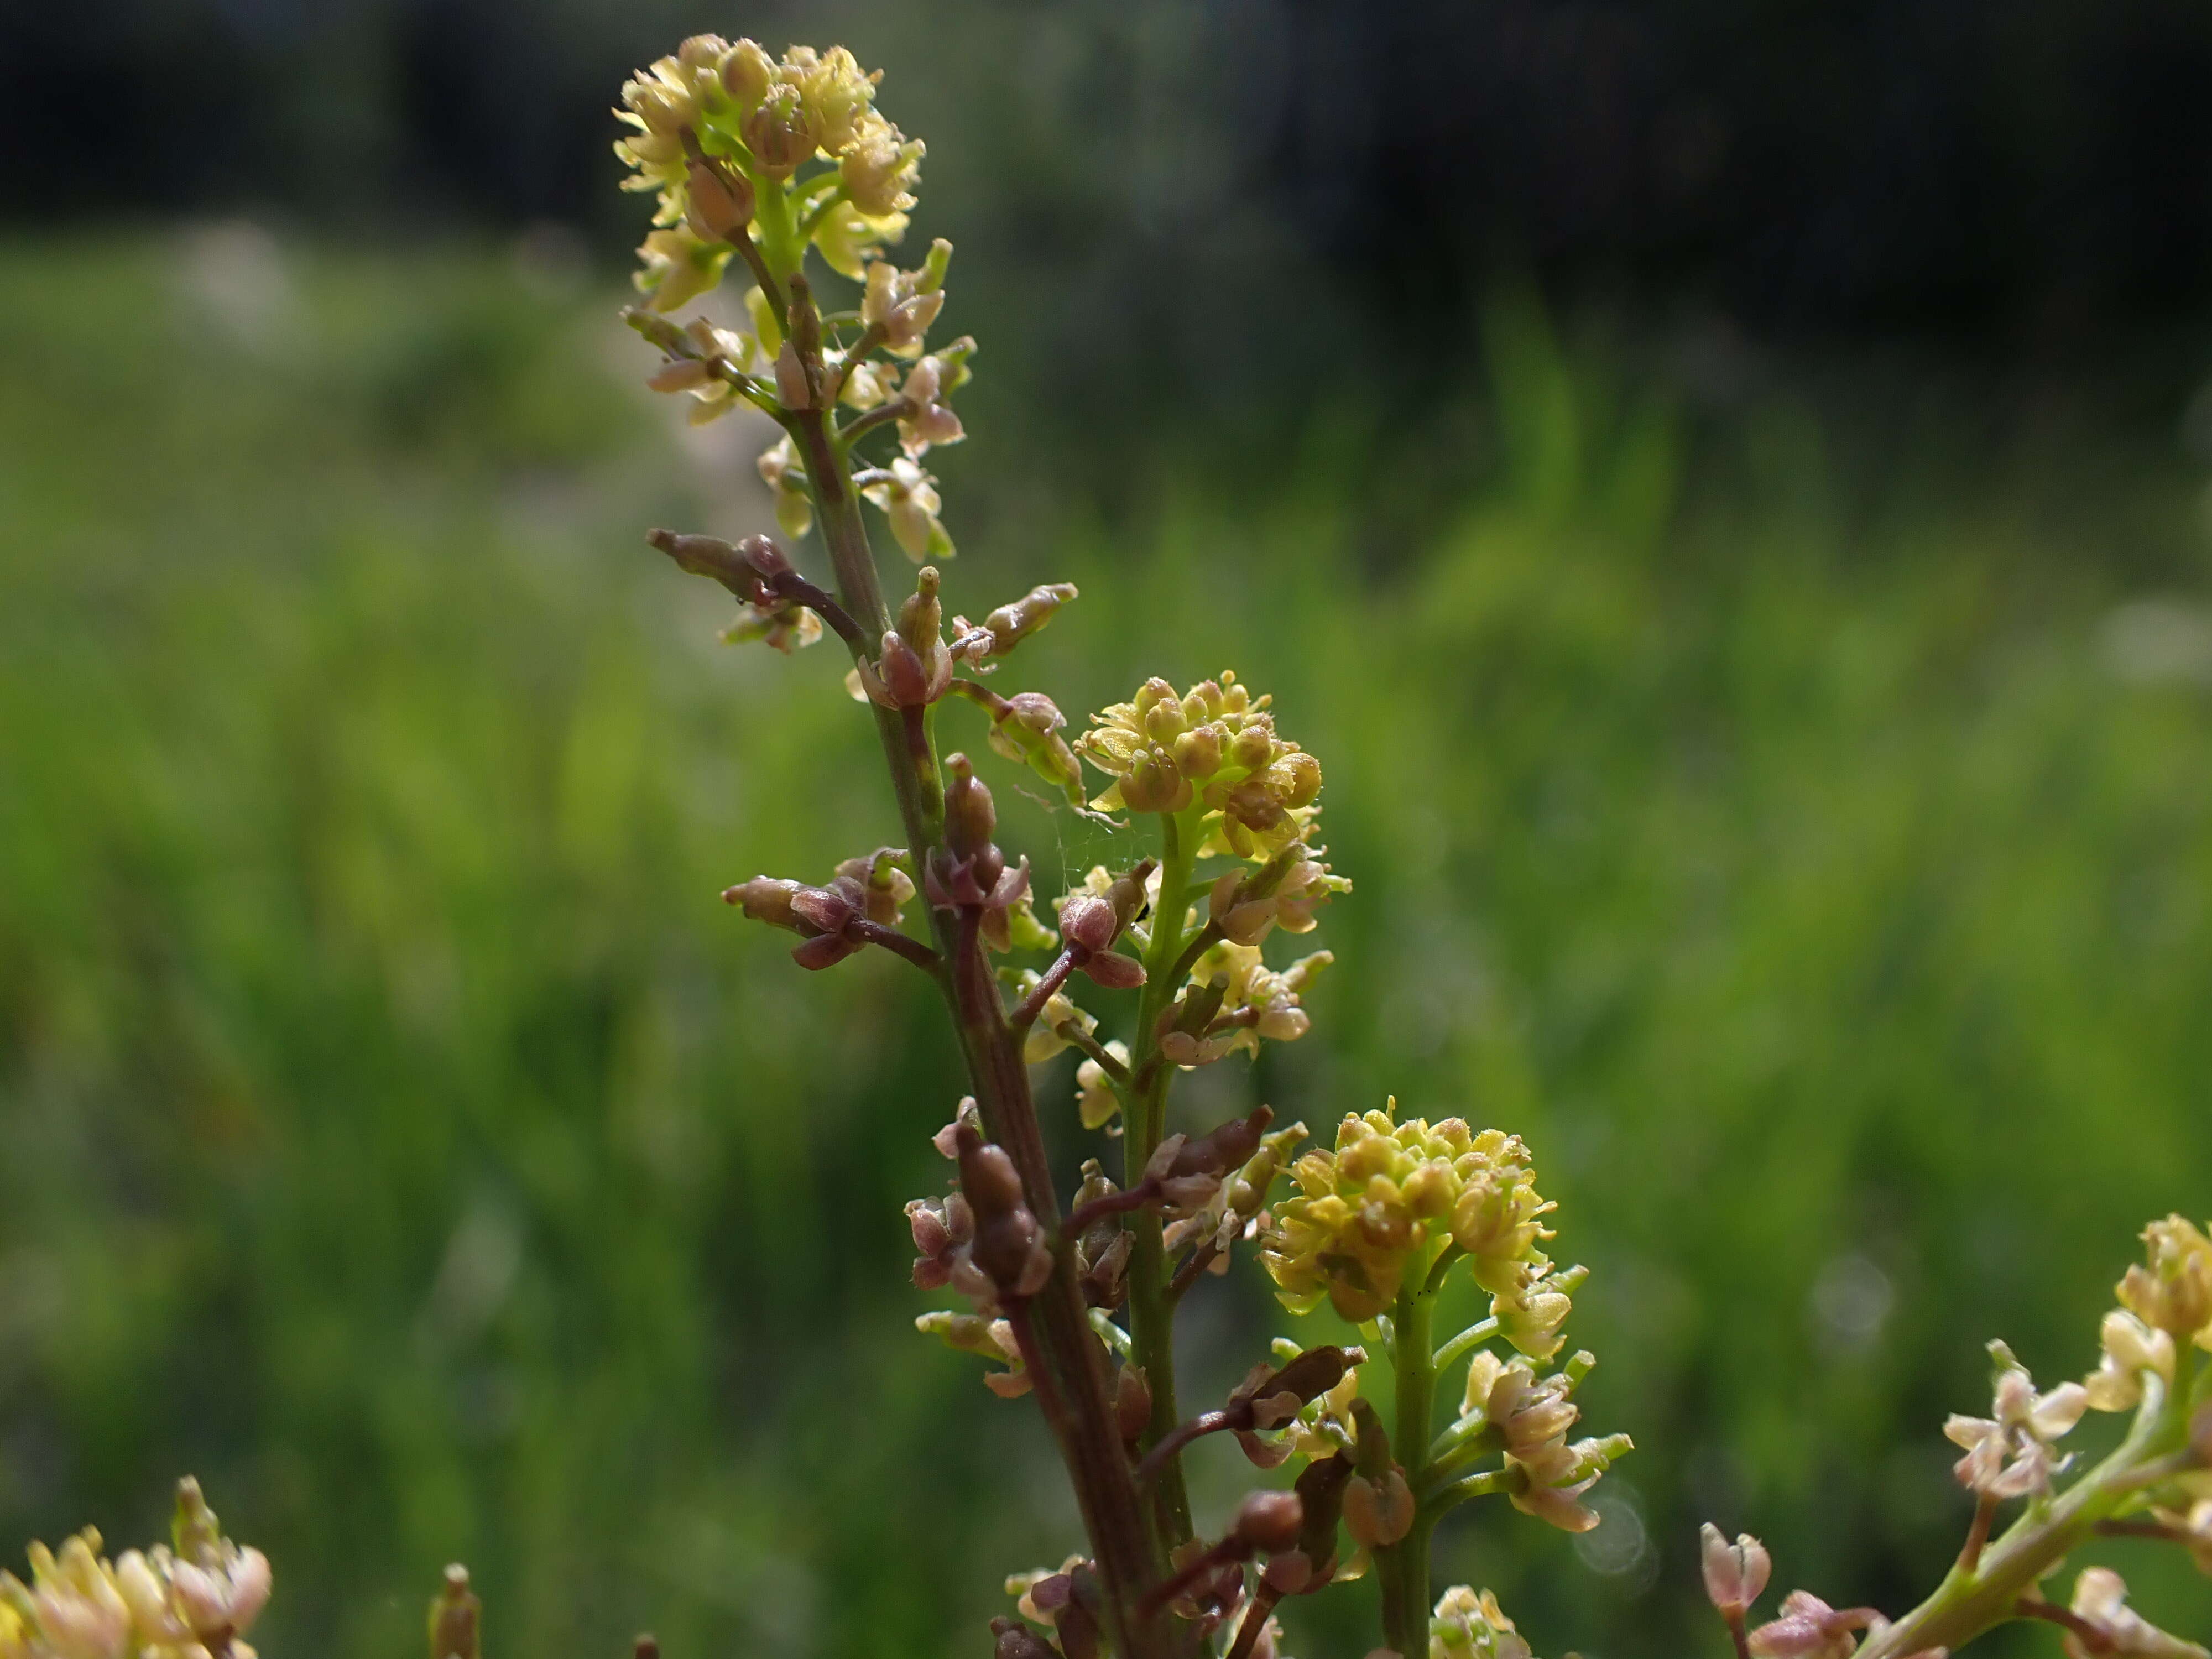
[1275,749,1323,807]
[724,875,804,929]
[978,582,1078,655]
[1230,725,1275,771]
[676,34,726,71]
[743,82,817,178]
[875,632,933,707]
[1262,1552,1313,1595]
[646,358,712,393]
[919,237,954,294]
[1343,1470,1415,1548]
[1120,749,1189,814]
[992,1618,1056,1659]
[1233,1491,1305,1554]
[1172,724,1223,779]
[718,39,774,109]
[899,566,944,650]
[684,160,754,242]
[1059,894,1118,955]
[770,340,814,410]
[1116,1365,1152,1444]
[735,534,791,580]
[944,755,997,859]
[1078,951,1146,990]
[957,1134,1026,1218]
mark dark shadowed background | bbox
[4,3,2212,1657]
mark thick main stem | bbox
[1127,810,1197,1546]
[1380,1286,1438,1655]
[794,411,1173,1657]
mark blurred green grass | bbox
[2,229,2211,1658]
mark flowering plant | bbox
[8,32,2204,1659]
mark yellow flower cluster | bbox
[1260,1103,1558,1327]
[1077,674,1322,857]
[614,38,924,309]
[2083,1214,2212,1413]
[0,1484,270,1659]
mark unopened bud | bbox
[743,83,816,177]
[1230,726,1275,771]
[1342,1469,1415,1548]
[774,341,813,409]
[1234,1491,1306,1554]
[724,875,804,930]
[719,39,774,109]
[646,357,712,393]
[648,528,771,603]
[1117,1365,1152,1443]
[979,582,1077,654]
[1172,724,1223,778]
[1276,749,1323,807]
[878,631,932,706]
[1267,1345,1356,1407]
[1262,1551,1313,1595]
[956,1129,1025,1217]
[1120,749,1188,814]
[735,533,791,579]
[1060,894,1118,954]
[991,1617,1055,1659]
[945,755,998,858]
[684,160,754,242]
[919,238,954,294]
[1078,950,1145,990]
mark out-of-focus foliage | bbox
[3,232,2212,1659]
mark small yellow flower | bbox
[860,457,952,562]
[633,226,732,313]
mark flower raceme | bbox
[614,40,920,296]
